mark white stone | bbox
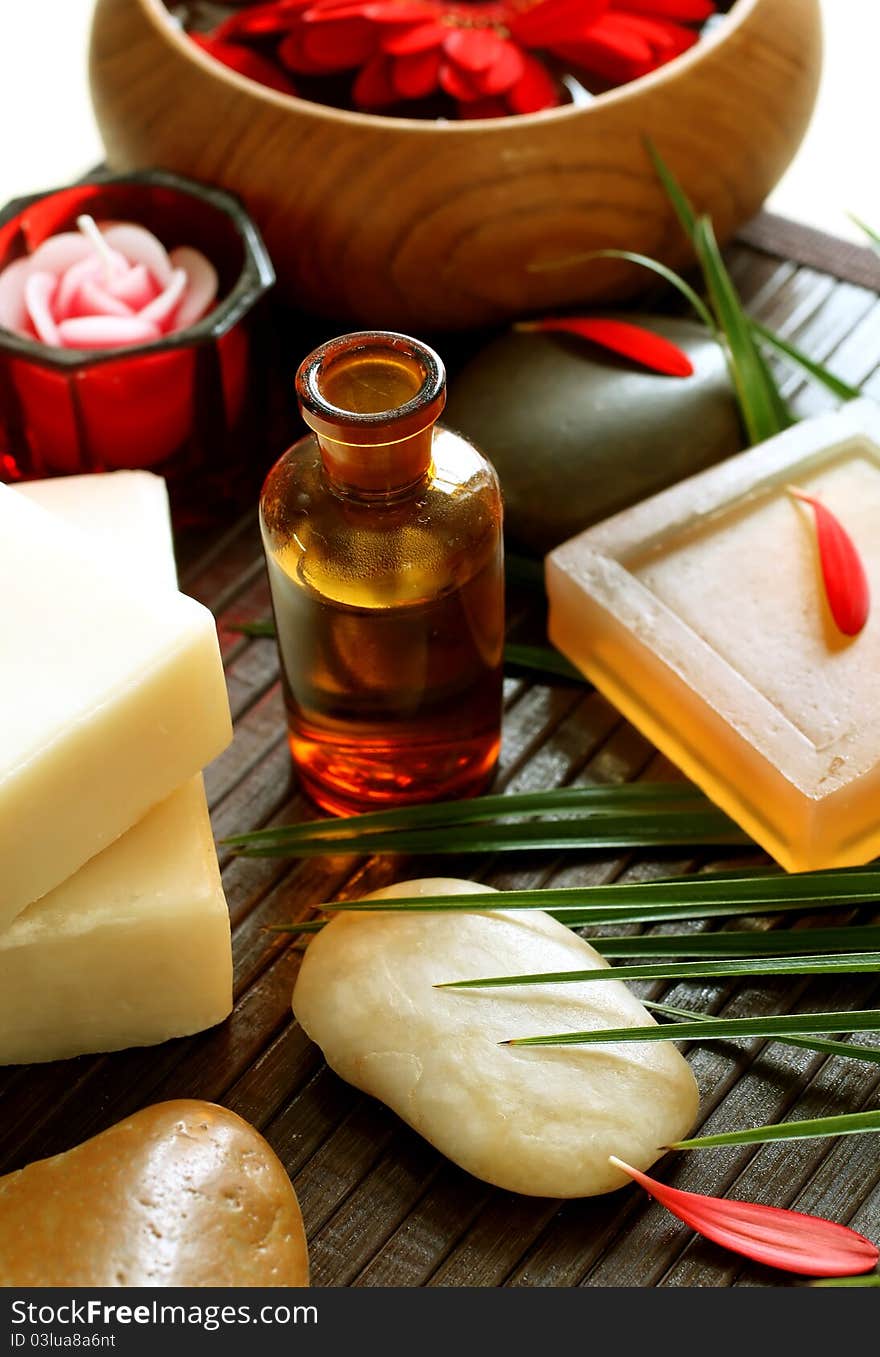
[293,878,699,1198]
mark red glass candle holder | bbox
[0,170,275,521]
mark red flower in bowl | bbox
[197,0,717,117]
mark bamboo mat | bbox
[3,216,880,1288]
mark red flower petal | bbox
[215,0,313,41]
[352,53,399,105]
[510,0,609,47]
[612,0,715,19]
[612,10,699,57]
[611,1158,880,1278]
[789,488,871,637]
[302,15,377,67]
[383,21,448,54]
[439,59,484,102]
[191,34,298,94]
[507,52,559,113]
[444,27,506,72]
[391,47,443,97]
[474,41,526,95]
[364,1,440,20]
[524,316,694,376]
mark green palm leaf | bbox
[505,1010,880,1049]
[672,1108,880,1151]
[644,1000,880,1068]
[437,952,880,991]
[594,926,880,958]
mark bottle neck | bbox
[296,330,446,502]
[316,423,436,499]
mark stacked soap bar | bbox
[547,403,880,874]
[0,472,233,1063]
[0,481,232,926]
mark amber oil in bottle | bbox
[259,331,504,815]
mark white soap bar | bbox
[0,473,232,1064]
[16,472,177,591]
[293,878,698,1198]
[0,480,232,928]
[0,779,232,1064]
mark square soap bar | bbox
[547,402,880,873]
[1,472,232,1064]
[0,480,232,928]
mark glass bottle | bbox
[259,330,505,816]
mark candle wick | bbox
[76,214,117,283]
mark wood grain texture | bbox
[88,0,821,328]
[2,224,878,1287]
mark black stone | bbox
[445,316,743,555]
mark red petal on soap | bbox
[611,1158,880,1278]
[525,317,694,376]
[789,488,870,637]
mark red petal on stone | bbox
[526,316,694,376]
[352,53,399,105]
[612,1159,879,1278]
[439,59,484,102]
[301,15,377,66]
[506,53,559,113]
[789,489,871,638]
[474,40,526,94]
[392,47,444,97]
[383,21,447,53]
[612,0,715,20]
[444,27,506,71]
[191,34,299,93]
[510,0,609,47]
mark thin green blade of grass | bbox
[230,811,747,858]
[504,643,585,683]
[504,1010,880,1049]
[751,322,862,402]
[693,214,792,443]
[437,952,880,991]
[222,782,714,848]
[594,926,880,958]
[556,248,717,333]
[268,896,878,936]
[671,1108,880,1151]
[645,138,698,238]
[850,213,880,252]
[266,866,880,909]
[811,1273,880,1288]
[229,618,276,638]
[229,614,577,687]
[644,1000,880,1068]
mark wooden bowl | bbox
[89,0,822,330]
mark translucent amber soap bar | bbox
[547,403,880,873]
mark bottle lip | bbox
[296,330,446,445]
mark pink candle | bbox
[0,215,218,350]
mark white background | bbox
[0,0,877,240]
